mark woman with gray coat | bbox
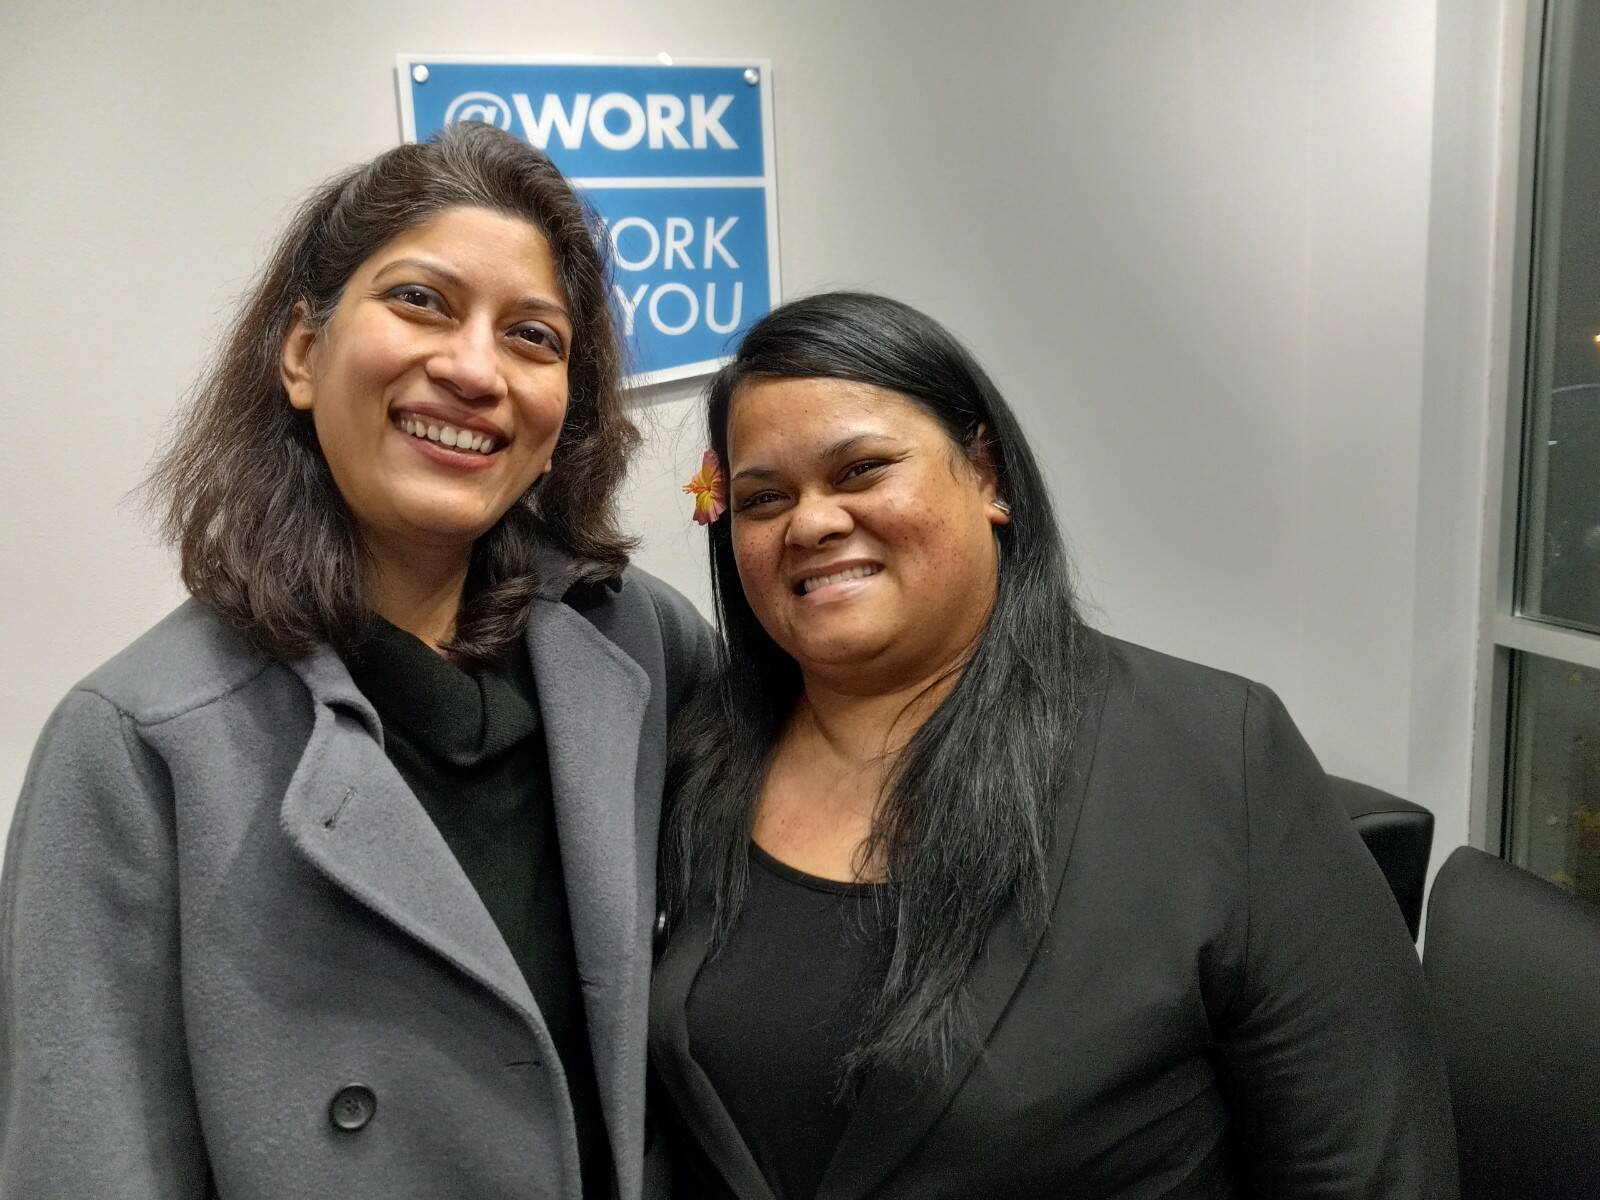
[1,123,712,1199]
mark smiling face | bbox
[280,205,571,565]
[726,376,1010,694]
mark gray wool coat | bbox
[0,562,715,1200]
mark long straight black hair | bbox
[664,291,1093,1086]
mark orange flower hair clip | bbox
[684,449,728,525]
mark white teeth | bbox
[801,564,881,595]
[397,417,497,454]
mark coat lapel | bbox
[525,596,652,1184]
[815,631,1111,1200]
[650,896,778,1200]
[279,646,541,1027]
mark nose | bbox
[785,491,853,549]
[426,319,506,402]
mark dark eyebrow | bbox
[820,433,882,461]
[372,257,572,324]
[730,433,895,484]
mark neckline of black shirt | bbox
[748,840,892,897]
[343,617,538,763]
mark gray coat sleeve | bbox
[1,689,208,1198]
[1213,683,1459,1198]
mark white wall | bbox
[1,0,1507,874]
[1299,1,1438,795]
[984,2,1312,697]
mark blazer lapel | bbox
[816,631,1111,1200]
[279,645,540,1027]
[525,597,652,1183]
[650,897,777,1200]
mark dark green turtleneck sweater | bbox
[345,620,610,1199]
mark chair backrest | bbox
[1423,845,1600,1200]
[1327,774,1433,940]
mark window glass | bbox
[1507,652,1600,903]
[1518,0,1600,633]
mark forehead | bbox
[727,376,946,463]
[355,205,560,289]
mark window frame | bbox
[1472,0,1600,856]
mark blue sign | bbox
[398,56,780,386]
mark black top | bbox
[686,843,892,1200]
[345,620,611,1200]
[652,633,1461,1199]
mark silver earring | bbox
[992,499,1012,516]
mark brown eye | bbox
[736,490,784,512]
[512,323,565,357]
[841,460,888,483]
[387,284,443,310]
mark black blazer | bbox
[650,633,1459,1199]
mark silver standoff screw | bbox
[744,67,760,85]
[412,64,430,84]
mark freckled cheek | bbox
[869,499,945,558]
[878,503,987,589]
[732,528,787,607]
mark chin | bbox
[788,634,893,673]
[386,504,505,549]
[388,484,513,531]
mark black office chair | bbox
[1327,774,1433,940]
[1423,845,1600,1200]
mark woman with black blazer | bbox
[653,291,1458,1198]
[2,124,711,1199]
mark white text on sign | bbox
[447,92,740,151]
[607,215,744,338]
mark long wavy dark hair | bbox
[146,122,638,662]
[664,291,1092,1085]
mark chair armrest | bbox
[1327,774,1434,941]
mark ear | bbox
[970,423,1010,527]
[280,301,320,413]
